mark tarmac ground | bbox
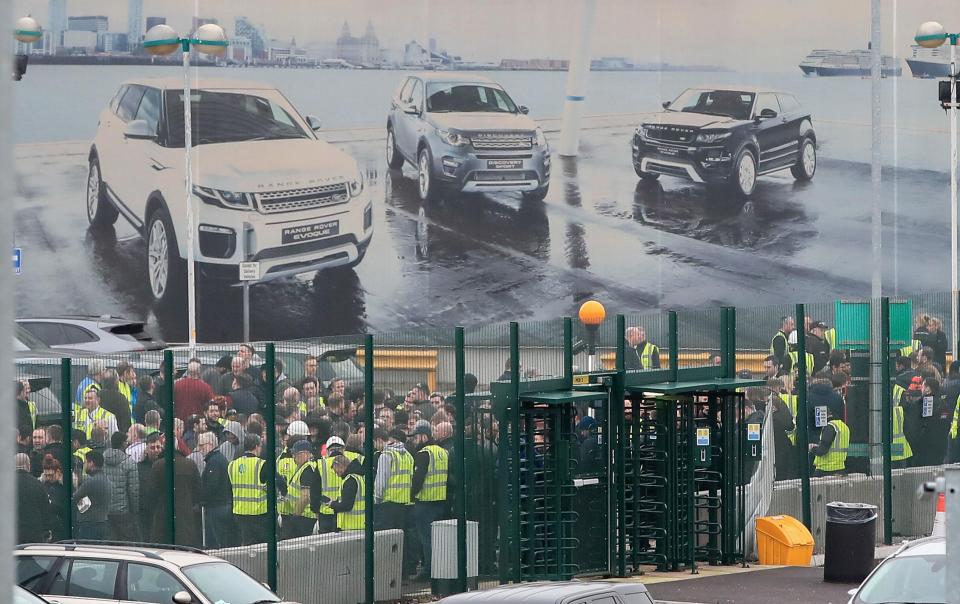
[642,565,857,604]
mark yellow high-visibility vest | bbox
[74,406,116,439]
[892,405,913,461]
[337,474,365,531]
[788,351,814,377]
[418,445,449,502]
[281,461,316,519]
[228,456,267,515]
[779,393,798,445]
[639,343,659,370]
[317,456,342,516]
[824,328,837,351]
[813,419,849,472]
[383,449,414,505]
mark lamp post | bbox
[915,22,959,355]
[143,23,228,352]
[578,300,606,371]
[13,16,41,80]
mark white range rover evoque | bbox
[87,78,373,304]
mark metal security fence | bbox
[13,293,960,603]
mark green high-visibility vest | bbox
[281,461,316,519]
[383,449,414,505]
[27,400,37,429]
[277,453,297,485]
[899,339,922,357]
[639,343,659,370]
[228,456,267,515]
[345,450,364,465]
[813,419,849,472]
[892,405,913,461]
[418,445,449,502]
[337,474,365,531]
[317,456,342,516]
[770,331,789,356]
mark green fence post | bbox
[265,344,278,592]
[563,317,573,387]
[668,311,678,382]
[509,321,521,583]
[364,334,375,604]
[881,298,893,545]
[615,314,627,577]
[163,350,175,543]
[455,327,468,592]
[61,357,73,539]
[795,304,812,529]
[727,307,737,378]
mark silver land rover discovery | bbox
[386,73,551,201]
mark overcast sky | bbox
[14,0,959,70]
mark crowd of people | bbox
[14,344,460,583]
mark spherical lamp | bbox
[578,300,606,327]
[143,24,180,56]
[14,16,42,43]
[915,21,947,48]
[194,23,228,57]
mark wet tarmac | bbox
[13,117,952,342]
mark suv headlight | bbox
[437,128,469,147]
[193,185,252,210]
[534,127,547,147]
[695,131,732,144]
[348,171,364,197]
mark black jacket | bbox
[17,469,50,543]
[74,468,111,524]
[134,391,162,425]
[199,449,232,507]
[229,386,261,417]
[329,459,364,513]
[99,386,132,434]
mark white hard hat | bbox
[325,436,345,449]
[287,420,310,436]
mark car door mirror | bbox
[757,108,778,120]
[402,102,420,115]
[171,591,193,604]
[305,115,322,131]
[124,119,155,140]
[518,105,529,115]
[662,101,671,109]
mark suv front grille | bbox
[255,183,350,215]
[643,125,697,144]
[471,132,533,151]
[472,170,538,182]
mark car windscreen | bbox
[669,89,755,120]
[855,554,945,604]
[182,562,280,604]
[15,326,48,351]
[164,89,309,147]
[426,83,518,113]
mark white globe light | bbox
[915,21,947,48]
[14,16,42,43]
[144,24,180,56]
[194,23,228,57]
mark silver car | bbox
[846,536,945,604]
[17,316,165,353]
[386,73,551,201]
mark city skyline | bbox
[12,0,960,70]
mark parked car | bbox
[846,536,945,604]
[88,78,373,305]
[16,542,298,604]
[631,87,817,196]
[438,581,654,603]
[15,586,53,604]
[387,73,551,201]
[17,316,165,353]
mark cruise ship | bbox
[905,44,952,78]
[799,48,902,77]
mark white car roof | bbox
[893,536,945,557]
[17,543,218,568]
[121,77,277,91]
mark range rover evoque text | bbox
[386,73,551,201]
[88,78,373,305]
[631,87,817,196]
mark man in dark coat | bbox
[16,453,50,543]
[196,432,235,548]
[147,438,202,547]
[99,369,133,434]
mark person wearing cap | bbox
[806,321,831,374]
[410,423,449,581]
[316,435,348,533]
[280,440,318,539]
[374,429,415,540]
[328,453,365,531]
[229,434,273,545]
[277,420,310,486]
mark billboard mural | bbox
[11,0,959,342]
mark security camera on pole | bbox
[578,300,606,372]
[143,23,228,352]
[12,16,41,80]
[915,21,959,355]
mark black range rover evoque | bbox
[631,87,817,196]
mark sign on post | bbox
[13,248,21,274]
[239,261,260,281]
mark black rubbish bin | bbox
[823,501,877,583]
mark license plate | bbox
[487,159,523,170]
[282,220,339,244]
[656,146,679,156]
